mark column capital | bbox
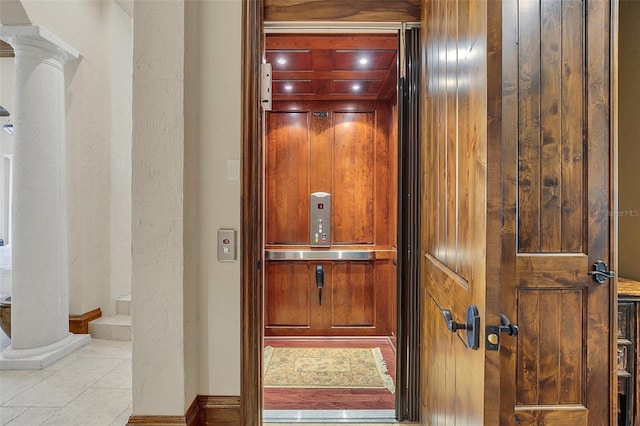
[0,25,79,63]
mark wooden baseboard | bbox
[127,395,241,426]
[127,415,187,425]
[69,308,102,334]
[198,396,241,425]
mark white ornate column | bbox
[0,26,90,369]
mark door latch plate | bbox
[486,325,500,351]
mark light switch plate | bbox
[218,228,237,262]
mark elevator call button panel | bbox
[310,192,331,247]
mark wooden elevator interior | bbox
[263,33,399,340]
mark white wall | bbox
[197,0,242,395]
[107,2,132,315]
[2,0,242,413]
[2,1,133,315]
[15,0,111,315]
[131,0,189,414]
[0,57,14,297]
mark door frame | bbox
[611,0,620,422]
[240,1,421,424]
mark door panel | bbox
[332,261,375,326]
[420,0,502,423]
[265,111,310,245]
[333,111,376,244]
[264,262,311,327]
[502,0,612,424]
[264,259,392,335]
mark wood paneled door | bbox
[421,0,613,424]
[420,0,502,423]
[500,0,613,423]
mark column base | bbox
[0,333,91,370]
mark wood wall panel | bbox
[331,261,375,326]
[265,111,310,244]
[265,260,391,336]
[264,0,420,23]
[266,101,392,247]
[517,0,585,254]
[333,111,375,244]
[264,262,310,327]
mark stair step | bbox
[88,315,131,341]
[116,294,131,316]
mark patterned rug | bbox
[263,346,395,393]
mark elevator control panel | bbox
[218,228,237,262]
[310,192,331,247]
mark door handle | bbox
[486,312,519,351]
[499,312,519,336]
[588,260,615,284]
[440,305,480,350]
[315,265,324,305]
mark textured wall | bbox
[619,0,640,280]
[131,0,187,415]
[107,2,132,315]
[17,0,114,315]
[197,0,242,396]
[0,58,14,265]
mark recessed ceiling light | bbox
[284,84,293,91]
[277,58,287,65]
[352,84,361,91]
[359,58,368,65]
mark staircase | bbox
[88,295,132,341]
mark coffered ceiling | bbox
[266,33,398,102]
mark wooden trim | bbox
[610,0,620,422]
[264,0,420,22]
[69,307,101,334]
[127,415,187,425]
[0,40,14,58]
[199,396,241,425]
[127,395,241,426]
[185,395,201,425]
[241,0,264,425]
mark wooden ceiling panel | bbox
[266,34,398,101]
[333,50,397,71]
[273,79,314,96]
[331,79,381,95]
[267,50,313,71]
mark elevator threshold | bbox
[263,409,396,423]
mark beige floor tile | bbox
[93,359,131,389]
[43,388,131,426]
[5,357,122,407]
[3,407,59,426]
[0,370,55,405]
[0,406,27,426]
[108,405,132,426]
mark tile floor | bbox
[0,337,132,426]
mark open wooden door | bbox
[420,0,503,423]
[421,0,613,423]
[500,0,613,424]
